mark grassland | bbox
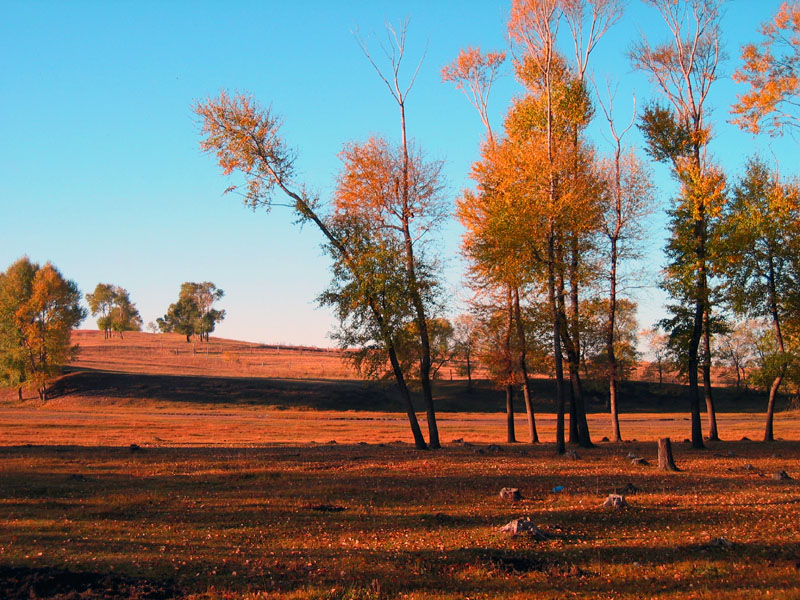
[0,331,798,599]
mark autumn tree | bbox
[732,2,800,138]
[452,313,480,390]
[0,257,86,401]
[195,92,430,449]
[595,89,654,442]
[642,327,670,385]
[716,320,760,389]
[157,295,200,342]
[355,22,445,449]
[719,157,800,440]
[87,284,142,339]
[86,283,116,339]
[444,44,541,443]
[157,282,224,342]
[181,282,225,342]
[109,287,142,339]
[631,0,725,448]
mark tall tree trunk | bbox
[560,243,592,448]
[689,214,706,449]
[398,101,439,450]
[548,236,566,454]
[387,343,428,450]
[18,387,23,401]
[513,286,538,443]
[569,395,578,444]
[608,220,622,442]
[765,259,786,442]
[504,287,516,443]
[506,385,516,443]
[702,312,719,441]
[465,352,473,392]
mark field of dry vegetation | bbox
[0,331,798,599]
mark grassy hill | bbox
[0,329,787,415]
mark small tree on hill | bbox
[87,284,141,339]
[158,295,201,342]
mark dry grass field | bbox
[0,330,799,599]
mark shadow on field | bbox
[1,443,799,597]
[48,367,782,414]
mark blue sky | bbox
[1,0,793,346]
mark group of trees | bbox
[0,259,228,400]
[86,283,142,339]
[157,282,226,342]
[7,1,796,445]
[194,0,800,448]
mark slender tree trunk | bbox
[504,287,516,443]
[569,395,578,444]
[465,352,473,391]
[608,207,622,442]
[387,343,428,450]
[689,218,706,449]
[506,385,516,443]
[702,313,719,441]
[18,387,23,401]
[765,260,786,442]
[398,101,439,450]
[548,236,566,454]
[513,286,538,443]
[558,253,591,449]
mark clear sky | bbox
[1,0,794,347]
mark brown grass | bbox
[0,441,798,599]
[68,330,362,380]
[0,330,798,598]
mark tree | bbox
[86,283,116,339]
[356,22,445,449]
[109,287,142,339]
[445,43,542,443]
[452,313,480,390]
[596,89,655,441]
[642,327,670,385]
[716,320,760,389]
[732,2,800,138]
[158,294,200,342]
[441,47,506,140]
[719,157,800,440]
[181,282,225,341]
[0,257,86,401]
[195,91,430,449]
[87,284,142,339]
[631,0,725,448]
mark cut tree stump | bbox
[499,487,523,501]
[658,437,679,471]
[603,494,628,510]
[498,517,552,539]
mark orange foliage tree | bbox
[195,92,431,449]
[631,0,725,449]
[0,257,86,401]
[732,2,800,137]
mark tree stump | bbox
[657,437,679,471]
[603,494,628,510]
[499,488,522,502]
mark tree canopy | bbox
[0,257,86,400]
